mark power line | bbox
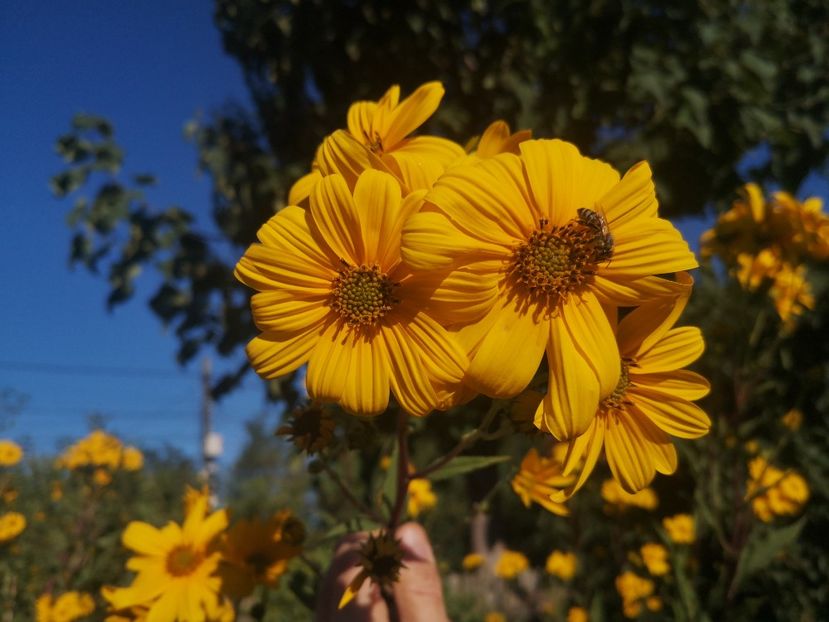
[0,360,195,379]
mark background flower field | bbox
[2,1,829,621]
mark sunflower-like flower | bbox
[0,439,23,466]
[402,139,697,440]
[494,549,529,580]
[0,511,26,543]
[545,550,578,580]
[102,493,230,621]
[746,457,809,522]
[639,543,670,576]
[276,405,335,454]
[339,530,405,609]
[551,273,710,496]
[662,514,695,543]
[511,447,573,516]
[236,170,477,416]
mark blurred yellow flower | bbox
[484,613,507,622]
[407,478,437,517]
[511,447,572,516]
[781,408,803,431]
[616,571,654,619]
[36,591,95,622]
[646,596,663,612]
[102,493,230,621]
[236,169,472,417]
[747,457,809,522]
[51,482,63,502]
[0,439,23,466]
[121,446,144,471]
[662,514,695,544]
[462,552,485,571]
[640,543,670,576]
[568,606,589,622]
[404,139,697,441]
[0,511,26,543]
[553,275,710,498]
[494,549,529,580]
[545,550,577,580]
[600,479,659,511]
[769,263,815,326]
[93,468,113,487]
[58,430,123,470]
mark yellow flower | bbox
[235,170,472,416]
[511,447,573,516]
[770,263,815,325]
[51,482,64,502]
[615,571,654,619]
[600,479,659,511]
[735,248,780,290]
[402,139,697,441]
[494,549,529,580]
[102,493,230,621]
[462,552,485,571]
[0,439,23,466]
[646,596,663,612]
[315,82,465,195]
[747,457,809,522]
[407,478,437,517]
[0,511,26,543]
[93,468,113,487]
[640,543,670,576]
[473,120,532,159]
[220,510,303,598]
[781,408,803,431]
[568,606,589,622]
[484,613,507,622]
[121,447,144,471]
[36,592,95,622]
[662,514,695,544]
[58,430,124,470]
[545,550,577,580]
[553,276,710,496]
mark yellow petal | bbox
[477,120,531,157]
[310,174,366,265]
[122,521,172,557]
[601,218,698,279]
[541,315,601,440]
[549,415,606,501]
[347,101,378,142]
[630,370,710,401]
[341,333,390,416]
[251,289,329,333]
[403,266,499,325]
[386,149,447,192]
[352,170,406,269]
[519,139,620,226]
[394,135,465,166]
[596,161,657,228]
[288,170,322,207]
[338,570,368,609]
[466,299,548,398]
[403,312,468,385]
[147,584,185,622]
[592,274,690,307]
[604,411,657,493]
[306,322,354,403]
[383,81,444,148]
[193,508,229,549]
[380,323,439,416]
[247,326,322,379]
[561,292,620,399]
[635,327,705,373]
[400,211,506,270]
[628,387,711,439]
[316,130,395,190]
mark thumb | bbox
[393,522,448,622]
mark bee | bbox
[577,207,614,262]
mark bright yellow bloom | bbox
[220,510,303,598]
[0,511,26,543]
[616,571,654,619]
[553,276,710,496]
[473,120,532,159]
[0,439,23,466]
[36,592,95,622]
[102,494,230,621]
[781,408,803,431]
[568,606,589,622]
[494,549,529,580]
[121,447,144,471]
[407,478,437,517]
[662,514,695,544]
[640,543,670,576]
[747,457,809,522]
[484,613,507,622]
[236,170,472,416]
[769,263,815,325]
[58,430,124,470]
[511,447,572,516]
[601,479,659,511]
[462,552,485,571]
[402,139,697,440]
[545,550,577,580]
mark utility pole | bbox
[200,357,222,498]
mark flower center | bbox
[600,362,631,412]
[166,545,203,577]
[509,211,613,309]
[330,263,397,327]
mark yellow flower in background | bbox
[236,170,475,417]
[57,430,138,471]
[36,592,95,622]
[615,571,654,619]
[50,482,63,502]
[568,606,589,622]
[407,478,437,517]
[545,550,577,580]
[121,447,144,471]
[220,510,303,598]
[403,138,697,441]
[769,263,815,325]
[0,511,26,543]
[662,514,695,544]
[781,408,803,431]
[553,275,710,497]
[511,447,573,516]
[93,468,113,487]
[494,549,529,580]
[102,493,230,621]
[640,543,670,576]
[2,487,18,503]
[484,613,507,622]
[601,479,659,511]
[0,439,23,466]
[462,552,485,571]
[747,457,809,522]
[645,596,663,612]
[471,120,532,159]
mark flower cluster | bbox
[746,457,810,522]
[545,550,578,581]
[511,446,573,516]
[601,479,658,511]
[494,549,529,580]
[615,571,661,619]
[701,183,829,324]
[0,511,26,543]
[0,439,23,466]
[662,514,696,544]
[103,487,302,621]
[237,80,710,499]
[56,430,143,472]
[36,592,95,622]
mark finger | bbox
[393,522,449,622]
[315,532,388,622]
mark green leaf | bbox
[732,517,806,593]
[427,455,511,482]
